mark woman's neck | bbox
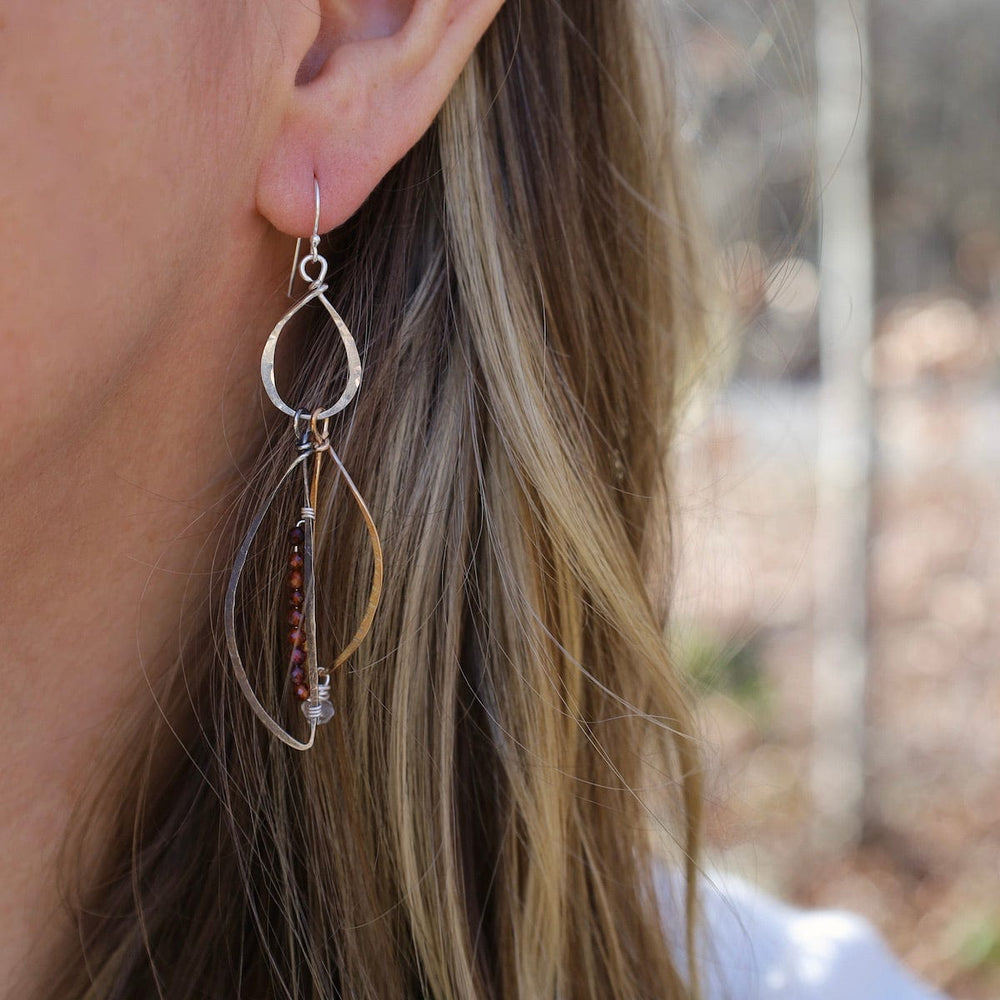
[0,230,290,997]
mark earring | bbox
[224,178,384,751]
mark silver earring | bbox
[224,178,384,751]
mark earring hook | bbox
[287,177,322,298]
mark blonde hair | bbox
[54,2,715,997]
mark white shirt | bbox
[656,868,949,999]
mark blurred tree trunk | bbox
[811,0,875,850]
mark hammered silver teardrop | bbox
[260,284,362,420]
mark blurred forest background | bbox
[672,2,1000,997]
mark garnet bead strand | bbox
[287,524,309,701]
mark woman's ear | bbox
[256,0,505,237]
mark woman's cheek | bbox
[0,1,254,454]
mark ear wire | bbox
[287,177,322,299]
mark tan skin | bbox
[0,0,504,992]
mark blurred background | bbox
[671,2,1000,997]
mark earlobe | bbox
[256,0,506,238]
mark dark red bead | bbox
[288,570,304,590]
[290,665,306,686]
[290,647,307,667]
[290,590,305,608]
[289,525,305,546]
[288,608,304,628]
[294,684,309,701]
[289,552,304,572]
[289,628,306,649]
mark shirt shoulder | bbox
[655,866,949,1000]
